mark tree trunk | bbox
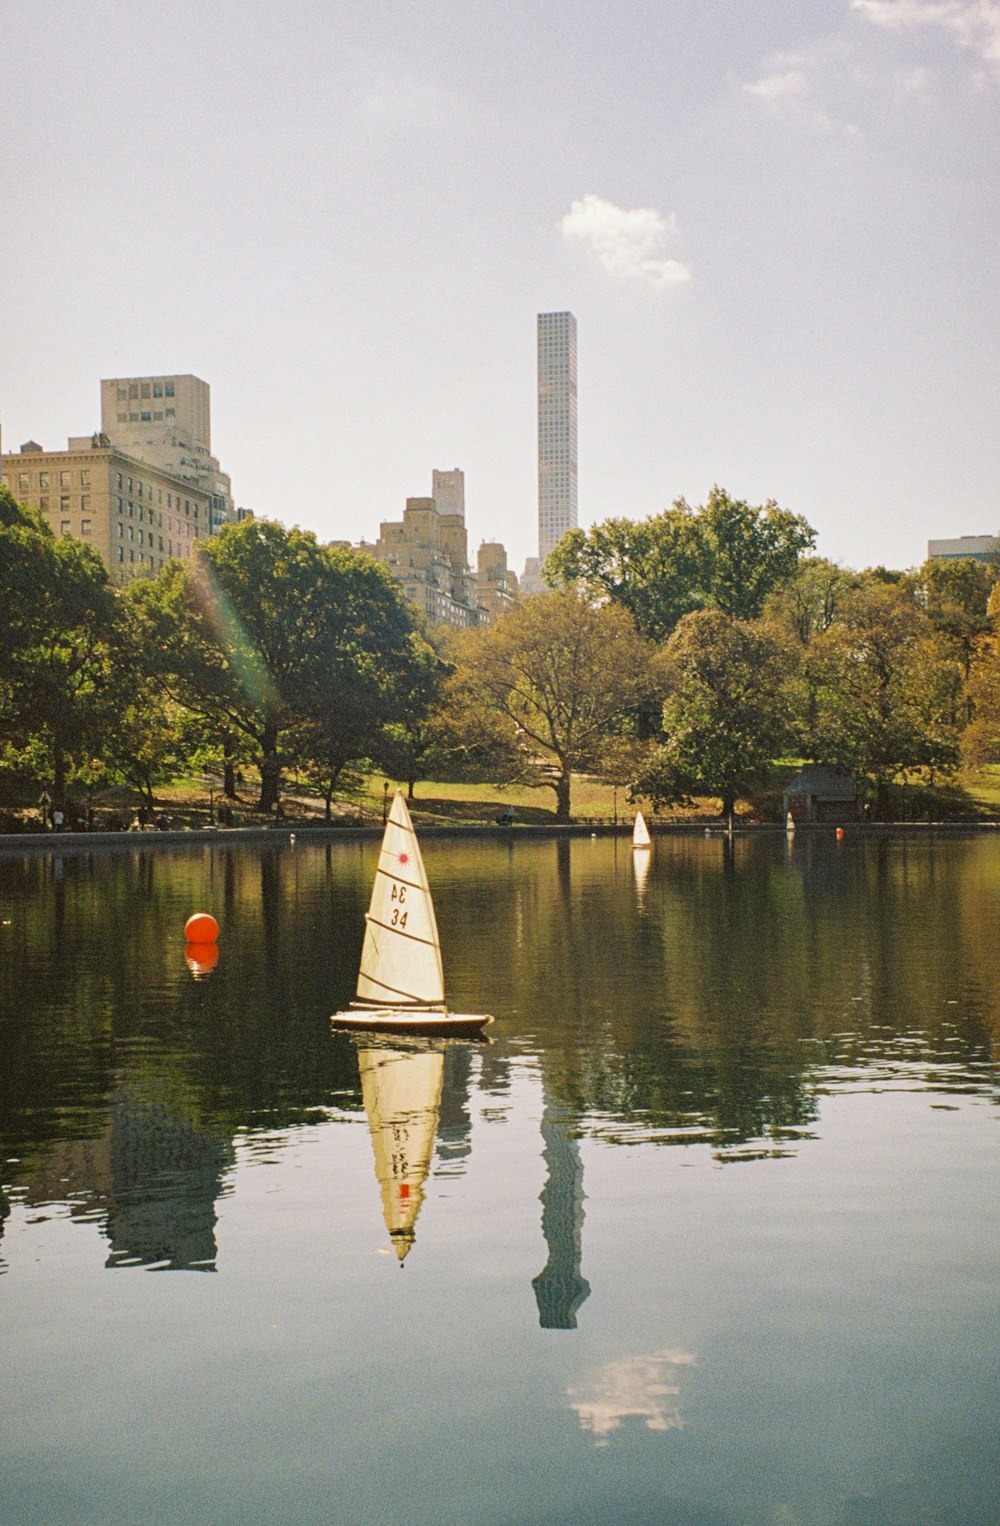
[554,770,571,823]
[223,732,237,799]
[407,776,416,801]
[53,743,67,814]
[257,722,281,812]
[721,794,735,819]
[324,783,333,823]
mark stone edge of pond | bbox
[4,819,1000,856]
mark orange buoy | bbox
[185,911,219,943]
[185,941,219,977]
[836,827,845,840]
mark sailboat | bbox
[632,811,652,850]
[358,1043,444,1262]
[331,791,493,1036]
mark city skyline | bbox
[1,0,998,574]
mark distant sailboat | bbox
[331,792,493,1036]
[632,811,651,850]
[358,1044,444,1262]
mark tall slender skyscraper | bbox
[537,311,578,560]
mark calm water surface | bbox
[1,831,998,1526]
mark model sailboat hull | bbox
[332,1006,493,1036]
[331,792,493,1037]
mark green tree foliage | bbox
[631,611,793,818]
[764,557,859,646]
[543,486,814,639]
[0,484,120,810]
[697,486,816,620]
[542,507,709,642]
[130,520,426,811]
[959,576,1000,767]
[799,582,961,817]
[915,558,997,709]
[449,591,652,820]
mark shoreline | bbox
[3,818,1000,856]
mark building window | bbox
[60,496,70,511]
[117,473,123,489]
[118,413,127,423]
[118,523,123,538]
[18,473,29,492]
[141,383,151,399]
[39,497,48,512]
[80,495,89,511]
[128,525,134,541]
[153,382,163,398]
[165,408,175,419]
[165,381,175,397]
[141,411,151,421]
[117,386,127,401]
[129,384,138,400]
[60,521,70,536]
[153,411,163,421]
[138,529,144,546]
[80,469,90,486]
[39,471,49,489]
[128,413,138,422]
[81,519,92,535]
[118,548,124,563]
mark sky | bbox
[1,0,998,575]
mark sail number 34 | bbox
[390,881,408,928]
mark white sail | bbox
[355,792,445,1010]
[632,811,651,850]
[358,1045,444,1262]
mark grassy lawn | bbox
[8,763,1000,832]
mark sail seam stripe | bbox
[364,914,437,947]
[374,866,424,892]
[356,976,442,1002]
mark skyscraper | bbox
[537,311,578,560]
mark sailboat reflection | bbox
[358,1043,444,1263]
[632,846,650,901]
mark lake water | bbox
[1,830,998,1526]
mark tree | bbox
[631,611,793,818]
[0,485,120,811]
[542,507,709,642]
[799,582,960,817]
[764,557,859,647]
[131,520,425,812]
[916,558,997,713]
[697,486,816,620]
[542,487,814,638]
[450,592,652,820]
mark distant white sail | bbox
[358,1045,444,1262]
[632,811,651,850]
[356,793,445,1010]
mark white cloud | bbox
[852,0,1000,78]
[559,194,692,287]
[742,48,835,127]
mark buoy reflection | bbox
[185,941,220,978]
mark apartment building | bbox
[100,373,235,533]
[2,434,208,581]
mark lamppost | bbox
[383,780,390,825]
[613,783,618,828]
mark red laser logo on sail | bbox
[398,852,409,865]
